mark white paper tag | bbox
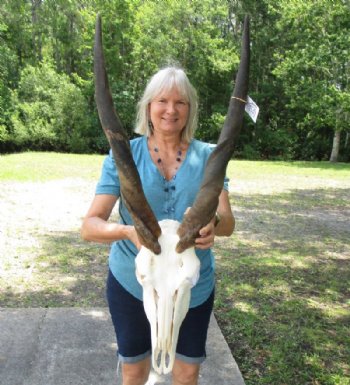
[245,96,259,123]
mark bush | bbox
[7,62,94,152]
[240,144,261,160]
[10,98,56,149]
[257,118,297,160]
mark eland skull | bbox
[136,219,200,374]
[93,13,250,375]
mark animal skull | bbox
[135,220,200,374]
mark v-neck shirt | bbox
[95,136,229,307]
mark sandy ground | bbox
[1,178,96,265]
[0,178,113,306]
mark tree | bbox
[272,0,350,161]
[0,0,349,159]
[11,62,93,152]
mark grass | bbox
[215,160,350,385]
[0,151,103,181]
[1,152,349,385]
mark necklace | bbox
[152,139,184,179]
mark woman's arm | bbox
[195,189,235,250]
[80,194,140,248]
[82,189,234,250]
[213,189,235,236]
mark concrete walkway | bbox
[0,308,245,385]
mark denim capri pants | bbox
[106,269,214,365]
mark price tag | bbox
[245,96,259,123]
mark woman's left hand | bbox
[195,221,215,250]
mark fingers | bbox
[195,222,215,250]
[126,225,142,250]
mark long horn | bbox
[94,14,161,254]
[176,16,250,253]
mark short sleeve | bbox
[95,150,120,196]
[223,175,229,191]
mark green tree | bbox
[0,14,19,151]
[11,62,94,152]
[272,0,350,161]
[1,0,349,159]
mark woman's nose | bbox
[166,102,176,113]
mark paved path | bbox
[0,308,245,385]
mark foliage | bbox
[0,0,348,160]
[10,62,94,152]
[272,0,350,160]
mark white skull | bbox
[135,219,200,374]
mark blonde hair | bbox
[134,66,198,142]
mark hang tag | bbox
[245,96,259,123]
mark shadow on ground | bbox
[1,231,109,307]
[214,187,350,384]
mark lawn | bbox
[0,152,349,385]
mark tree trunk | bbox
[329,130,341,162]
[31,0,43,62]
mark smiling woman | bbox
[149,88,189,137]
[135,66,198,143]
[80,13,240,385]
[82,61,236,380]
[147,87,190,181]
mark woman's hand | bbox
[188,188,235,250]
[81,194,142,251]
[195,220,215,250]
[125,225,142,251]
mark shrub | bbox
[8,62,94,152]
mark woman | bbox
[81,66,235,385]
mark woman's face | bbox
[149,87,189,137]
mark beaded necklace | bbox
[152,139,185,179]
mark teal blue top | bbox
[95,136,229,307]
